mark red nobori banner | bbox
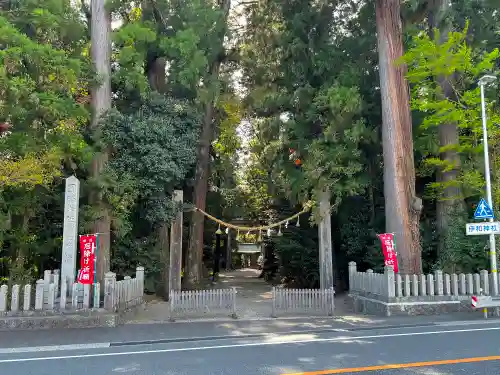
[77,234,96,284]
[377,233,399,273]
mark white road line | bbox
[0,343,110,354]
[1,326,500,363]
[437,319,500,326]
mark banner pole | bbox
[78,234,81,284]
[94,234,99,305]
[392,232,398,273]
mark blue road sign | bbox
[474,198,494,220]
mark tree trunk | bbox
[145,51,170,295]
[156,222,169,299]
[184,0,231,288]
[185,90,217,288]
[376,0,422,274]
[429,1,464,261]
[147,57,167,93]
[90,0,112,284]
[435,76,462,258]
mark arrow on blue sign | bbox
[474,198,494,219]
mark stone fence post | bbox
[384,265,395,298]
[480,270,489,295]
[348,261,357,291]
[434,270,444,296]
[104,272,116,311]
[136,266,145,301]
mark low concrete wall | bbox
[0,305,144,331]
[349,292,474,316]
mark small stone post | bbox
[395,274,402,297]
[136,266,144,303]
[419,274,427,296]
[480,270,490,295]
[59,281,67,310]
[466,274,474,295]
[0,285,7,312]
[426,274,434,296]
[403,275,411,297]
[104,272,116,311]
[384,265,395,298]
[23,284,31,311]
[82,284,90,308]
[124,276,131,308]
[411,274,419,296]
[10,284,20,312]
[451,273,459,296]
[348,261,357,292]
[35,279,44,310]
[434,270,444,296]
[71,283,79,309]
[47,284,55,310]
[473,273,481,295]
[53,270,60,297]
[444,273,451,295]
[459,274,466,294]
[366,269,374,293]
[93,282,101,309]
[43,270,51,303]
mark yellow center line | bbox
[281,355,500,375]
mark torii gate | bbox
[167,189,334,295]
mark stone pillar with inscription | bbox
[61,176,80,297]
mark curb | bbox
[437,318,500,326]
[127,316,337,324]
[0,343,110,354]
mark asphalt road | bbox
[2,322,500,374]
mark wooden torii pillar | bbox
[168,190,183,296]
[318,190,334,290]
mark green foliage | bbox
[401,24,500,200]
[238,0,384,285]
[241,0,375,214]
[102,94,200,223]
[0,1,91,282]
[100,94,199,286]
[2,0,500,291]
[113,21,157,96]
[269,213,320,288]
[338,197,384,272]
[434,207,488,273]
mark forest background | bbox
[0,0,499,294]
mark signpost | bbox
[466,222,500,236]
[478,74,498,295]
[467,197,498,297]
[474,198,494,220]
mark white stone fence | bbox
[0,266,144,315]
[104,267,145,312]
[272,287,335,317]
[349,261,496,298]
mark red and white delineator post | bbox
[471,291,500,319]
[471,295,478,308]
